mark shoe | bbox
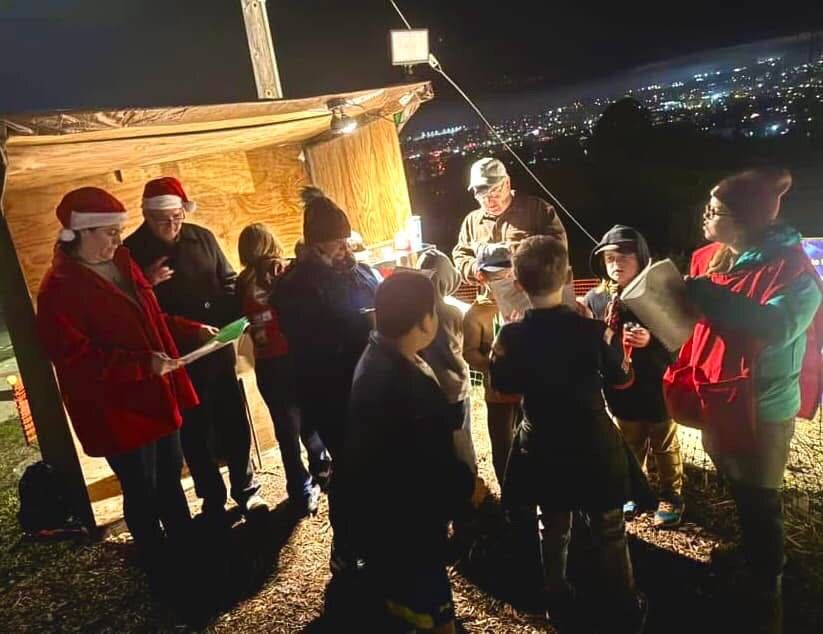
[628,592,649,634]
[623,501,638,522]
[290,485,321,517]
[710,541,746,571]
[653,498,684,528]
[199,500,230,525]
[242,493,270,516]
[313,461,333,492]
[544,586,582,632]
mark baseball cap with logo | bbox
[468,158,508,191]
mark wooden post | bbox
[0,130,96,531]
[240,0,283,100]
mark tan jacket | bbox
[463,298,521,404]
[452,193,567,285]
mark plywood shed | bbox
[0,81,433,529]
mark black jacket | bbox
[273,253,379,408]
[585,225,674,423]
[338,333,475,567]
[124,223,239,333]
[490,306,654,512]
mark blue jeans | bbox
[106,431,190,551]
[256,355,330,499]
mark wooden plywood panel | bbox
[5,117,326,191]
[305,119,412,245]
[3,144,310,296]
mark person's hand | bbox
[145,256,174,286]
[575,300,593,318]
[198,325,219,343]
[507,309,524,323]
[150,352,183,376]
[470,476,489,509]
[474,267,489,285]
[623,325,651,348]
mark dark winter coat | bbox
[338,333,475,567]
[124,222,240,331]
[273,251,379,410]
[490,306,654,512]
[585,225,674,423]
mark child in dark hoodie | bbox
[418,248,477,473]
[584,225,684,528]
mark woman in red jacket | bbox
[36,187,209,567]
[665,169,822,634]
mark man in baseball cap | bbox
[453,157,567,287]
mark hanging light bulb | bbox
[327,98,358,135]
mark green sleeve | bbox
[687,274,822,346]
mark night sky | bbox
[1,1,822,113]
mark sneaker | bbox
[313,461,333,492]
[291,484,321,517]
[653,498,684,528]
[242,493,270,516]
[623,500,638,522]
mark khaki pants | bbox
[616,418,683,499]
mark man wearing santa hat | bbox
[125,177,267,524]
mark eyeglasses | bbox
[148,211,186,227]
[473,182,507,199]
[703,204,732,220]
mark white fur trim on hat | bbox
[142,194,196,212]
[58,228,76,242]
[70,210,128,231]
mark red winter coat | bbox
[664,238,823,453]
[37,247,201,457]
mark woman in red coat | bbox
[36,187,209,566]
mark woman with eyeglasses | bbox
[36,187,208,584]
[664,168,822,634]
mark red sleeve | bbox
[36,289,153,384]
[164,315,205,350]
[690,243,721,277]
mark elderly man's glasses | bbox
[473,182,507,199]
[148,211,186,227]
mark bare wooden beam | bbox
[0,130,95,531]
[240,0,283,100]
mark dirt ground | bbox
[1,388,822,633]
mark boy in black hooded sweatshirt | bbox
[584,224,685,528]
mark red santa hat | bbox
[141,177,196,213]
[55,187,128,242]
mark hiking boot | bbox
[653,498,684,528]
[623,501,638,522]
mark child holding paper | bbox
[585,225,684,528]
